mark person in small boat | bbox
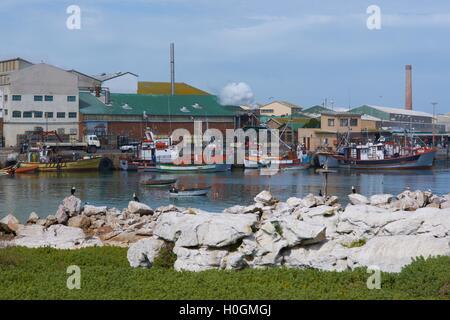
[169,185,178,193]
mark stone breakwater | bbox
[2,189,450,273]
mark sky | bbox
[1,0,450,113]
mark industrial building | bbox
[259,101,303,117]
[78,91,238,147]
[1,62,80,147]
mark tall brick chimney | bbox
[405,65,412,110]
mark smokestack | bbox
[170,43,175,96]
[405,65,412,111]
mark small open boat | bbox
[142,178,177,187]
[169,187,210,197]
[12,165,39,174]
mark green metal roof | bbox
[79,92,237,117]
[302,105,333,114]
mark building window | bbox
[57,112,66,118]
[4,109,8,116]
[12,95,21,101]
[261,109,274,114]
[34,111,43,118]
[340,118,349,127]
[34,95,43,101]
[44,95,53,102]
[70,128,78,135]
[328,118,335,127]
[45,112,54,118]
[57,128,65,135]
[67,96,77,102]
[350,118,358,127]
[4,95,8,102]
[68,112,77,118]
[23,111,33,118]
[12,111,21,118]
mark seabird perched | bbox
[71,186,76,195]
[133,193,140,202]
[319,190,323,197]
[351,186,357,194]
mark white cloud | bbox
[219,82,255,106]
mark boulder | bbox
[83,205,107,217]
[274,216,326,246]
[68,215,91,229]
[127,201,154,216]
[370,194,395,207]
[154,212,257,248]
[283,240,352,271]
[286,197,303,208]
[348,193,369,205]
[325,196,339,206]
[155,204,180,213]
[348,235,450,273]
[441,201,450,209]
[55,205,69,224]
[12,224,102,249]
[62,195,82,217]
[249,224,288,267]
[254,190,277,206]
[0,214,20,234]
[301,194,318,208]
[27,212,40,225]
[173,246,229,272]
[127,238,165,268]
[44,215,58,228]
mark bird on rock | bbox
[351,186,357,194]
[133,193,140,202]
[71,186,76,195]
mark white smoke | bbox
[219,82,255,107]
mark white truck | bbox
[37,134,101,154]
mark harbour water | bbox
[1,161,450,222]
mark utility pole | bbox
[431,102,438,147]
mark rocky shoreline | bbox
[2,189,450,273]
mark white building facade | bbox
[1,63,79,147]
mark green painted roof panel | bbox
[79,92,237,117]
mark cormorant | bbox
[319,190,323,197]
[71,186,76,195]
[133,193,140,202]
[351,186,357,194]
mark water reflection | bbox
[1,164,449,222]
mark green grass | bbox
[343,239,367,248]
[1,247,450,300]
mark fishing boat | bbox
[169,186,210,197]
[320,142,436,170]
[21,156,102,172]
[156,163,230,173]
[142,178,177,186]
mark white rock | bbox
[284,240,352,271]
[62,195,82,217]
[286,197,303,208]
[127,238,165,268]
[301,194,317,208]
[27,212,40,224]
[348,194,370,205]
[254,190,276,205]
[55,205,69,224]
[325,196,339,206]
[127,201,153,216]
[349,235,450,273]
[0,214,20,233]
[370,194,395,206]
[83,205,107,216]
[173,246,229,272]
[273,216,326,246]
[12,224,102,249]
